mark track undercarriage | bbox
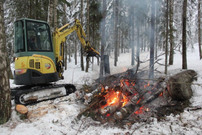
[11,84,76,105]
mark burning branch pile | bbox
[77,69,197,125]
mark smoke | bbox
[99,0,163,59]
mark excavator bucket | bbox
[85,41,100,59]
[86,47,100,57]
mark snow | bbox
[1,44,202,135]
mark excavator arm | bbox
[53,19,100,65]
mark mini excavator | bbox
[12,18,100,105]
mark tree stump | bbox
[167,70,197,101]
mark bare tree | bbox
[169,0,174,65]
[149,0,155,79]
[53,0,58,30]
[86,0,90,72]
[63,4,68,70]
[80,0,84,71]
[47,0,54,29]
[198,0,202,59]
[114,0,119,66]
[182,0,187,69]
[130,5,135,66]
[165,0,169,74]
[74,37,78,65]
[100,0,106,77]
[0,1,11,124]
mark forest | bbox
[1,0,201,73]
[0,0,202,134]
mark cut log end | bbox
[15,104,28,115]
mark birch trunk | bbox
[0,1,11,124]
[47,0,54,29]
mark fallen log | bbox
[167,70,197,101]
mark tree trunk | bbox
[198,0,202,59]
[74,37,77,65]
[0,2,11,124]
[80,0,84,71]
[86,0,90,72]
[155,0,158,60]
[63,4,68,70]
[136,21,140,66]
[130,6,135,66]
[114,0,119,66]
[169,0,174,65]
[53,0,58,30]
[182,0,187,69]
[47,0,54,29]
[165,0,169,75]
[100,0,107,77]
[149,0,155,79]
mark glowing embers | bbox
[101,88,129,109]
[98,78,156,117]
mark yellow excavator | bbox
[12,18,100,105]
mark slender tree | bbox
[100,0,106,77]
[53,0,58,30]
[182,0,188,69]
[86,0,90,72]
[74,36,77,65]
[0,1,11,124]
[130,5,135,66]
[198,0,202,59]
[149,0,155,79]
[165,0,169,74]
[80,0,84,71]
[169,0,174,65]
[63,4,68,70]
[114,0,119,66]
[47,0,54,28]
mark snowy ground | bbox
[0,45,202,135]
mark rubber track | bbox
[11,84,76,105]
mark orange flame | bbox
[159,92,163,96]
[134,106,145,114]
[144,83,150,88]
[102,89,129,108]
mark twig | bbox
[75,118,87,135]
[187,106,202,111]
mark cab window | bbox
[26,21,52,51]
[14,21,25,53]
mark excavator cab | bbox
[14,18,100,86]
[14,18,59,85]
